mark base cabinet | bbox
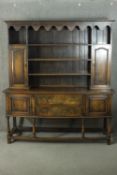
[5,90,113,144]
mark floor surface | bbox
[0,132,117,175]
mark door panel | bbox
[8,95,31,116]
[87,95,110,116]
[91,45,111,89]
[9,45,28,88]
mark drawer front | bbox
[7,95,31,116]
[87,95,111,116]
[36,95,81,105]
[36,104,81,117]
[35,95,82,117]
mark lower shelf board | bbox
[8,129,111,144]
[12,135,107,143]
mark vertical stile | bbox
[26,25,29,87]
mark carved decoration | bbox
[7,21,112,31]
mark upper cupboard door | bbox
[91,45,111,89]
[9,45,28,88]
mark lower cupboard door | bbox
[7,95,31,116]
[87,95,111,116]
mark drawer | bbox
[86,95,111,116]
[36,104,81,117]
[36,95,82,105]
[7,95,31,116]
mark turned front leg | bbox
[18,118,24,135]
[103,118,107,134]
[6,116,12,144]
[13,117,17,133]
[107,118,112,145]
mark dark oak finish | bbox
[4,20,114,144]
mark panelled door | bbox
[9,45,28,88]
[91,45,111,89]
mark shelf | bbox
[28,43,91,47]
[39,85,87,88]
[9,43,111,46]
[28,72,91,76]
[28,58,91,62]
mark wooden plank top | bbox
[3,88,114,95]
